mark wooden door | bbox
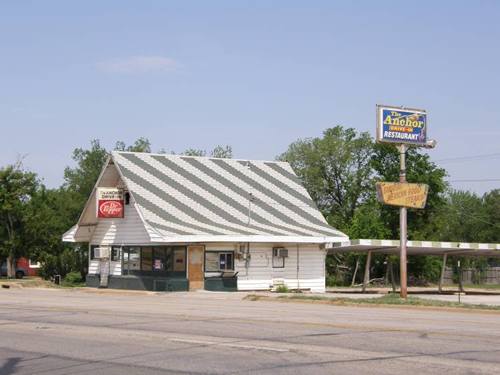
[187,245,204,290]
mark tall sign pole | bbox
[398,144,408,298]
[376,105,435,299]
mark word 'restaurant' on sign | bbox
[376,182,429,209]
[377,105,427,145]
[97,188,124,218]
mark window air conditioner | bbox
[94,247,110,259]
[273,248,288,258]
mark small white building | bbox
[63,151,347,292]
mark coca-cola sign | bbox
[97,188,124,218]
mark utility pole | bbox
[398,144,408,299]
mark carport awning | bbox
[328,239,500,257]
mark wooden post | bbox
[389,260,396,293]
[362,251,372,293]
[351,257,360,287]
[438,253,447,293]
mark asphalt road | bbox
[1,288,499,374]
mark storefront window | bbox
[141,247,152,271]
[122,246,186,276]
[123,247,141,275]
[205,251,234,272]
[173,248,186,272]
[152,247,169,271]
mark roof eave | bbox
[150,235,349,244]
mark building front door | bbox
[187,245,204,290]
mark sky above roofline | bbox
[1,1,499,194]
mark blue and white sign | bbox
[377,105,427,145]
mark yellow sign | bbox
[376,182,429,209]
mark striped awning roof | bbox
[328,239,500,257]
[111,151,347,243]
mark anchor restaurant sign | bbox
[376,182,429,209]
[377,105,427,145]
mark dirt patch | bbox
[0,277,55,289]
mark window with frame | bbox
[205,251,234,272]
[122,246,186,275]
[173,248,186,272]
[122,247,141,275]
[272,248,285,268]
[111,246,121,262]
[90,245,98,260]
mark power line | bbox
[435,153,500,164]
[448,179,500,183]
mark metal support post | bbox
[362,251,372,293]
[398,144,408,299]
[458,259,464,293]
[438,253,447,293]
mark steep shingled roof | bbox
[111,151,346,241]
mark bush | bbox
[326,275,343,287]
[63,271,83,285]
[275,285,289,293]
[38,248,78,279]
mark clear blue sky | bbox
[1,1,499,194]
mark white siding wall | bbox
[89,196,151,276]
[88,259,122,276]
[205,243,326,293]
[90,198,151,246]
[88,260,99,275]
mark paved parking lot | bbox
[1,288,499,374]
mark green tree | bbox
[480,189,500,242]
[0,164,39,277]
[279,126,374,231]
[182,149,206,157]
[430,190,486,242]
[63,139,109,206]
[279,126,375,286]
[23,187,87,279]
[211,145,233,158]
[182,145,233,158]
[371,143,448,240]
[115,137,152,153]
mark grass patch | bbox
[461,284,500,290]
[59,272,85,288]
[245,293,500,312]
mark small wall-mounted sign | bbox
[154,259,163,270]
[97,188,124,218]
[376,182,429,209]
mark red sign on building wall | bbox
[97,188,124,218]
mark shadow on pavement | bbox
[0,357,21,375]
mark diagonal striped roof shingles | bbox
[112,152,346,239]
